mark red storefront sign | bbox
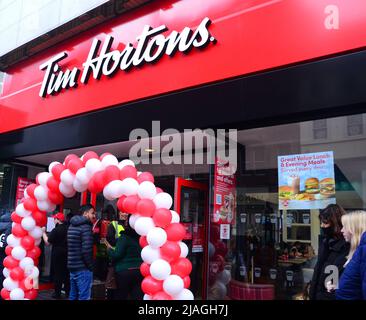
[213,158,236,225]
[14,177,34,208]
[2,0,366,133]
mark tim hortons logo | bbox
[39,17,215,98]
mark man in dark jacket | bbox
[42,212,70,299]
[67,204,96,300]
[0,210,12,292]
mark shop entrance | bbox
[174,178,209,299]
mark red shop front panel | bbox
[1,0,366,134]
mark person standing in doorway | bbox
[67,204,95,300]
[309,204,349,300]
[42,212,70,299]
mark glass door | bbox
[174,178,209,299]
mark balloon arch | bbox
[1,151,193,300]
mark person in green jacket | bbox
[104,223,143,300]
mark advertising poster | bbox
[278,151,336,210]
[14,177,34,208]
[192,223,204,253]
[213,157,237,225]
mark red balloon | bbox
[137,172,154,184]
[87,178,99,194]
[141,276,163,295]
[156,187,163,194]
[68,158,84,174]
[104,166,120,185]
[117,195,127,212]
[165,223,186,241]
[21,236,35,250]
[183,276,191,289]
[120,165,138,180]
[152,291,172,300]
[5,246,13,256]
[160,241,181,263]
[171,258,192,278]
[136,199,156,217]
[23,198,37,212]
[46,176,60,192]
[100,152,112,160]
[27,246,41,259]
[94,170,106,192]
[51,163,66,181]
[82,151,99,165]
[0,288,10,300]
[10,266,25,281]
[11,211,22,224]
[140,262,151,277]
[24,289,38,300]
[12,223,28,238]
[64,154,79,167]
[123,195,140,214]
[25,184,37,199]
[32,210,47,226]
[153,208,172,228]
[48,190,64,205]
[139,236,148,248]
[3,256,19,269]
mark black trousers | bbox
[51,249,70,296]
[115,269,143,300]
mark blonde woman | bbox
[336,211,366,300]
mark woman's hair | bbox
[319,204,346,239]
[341,211,366,264]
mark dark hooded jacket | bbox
[67,215,94,272]
[0,212,12,253]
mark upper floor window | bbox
[347,115,363,136]
[313,119,327,139]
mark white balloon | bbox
[21,216,36,231]
[121,178,139,196]
[163,275,184,296]
[75,167,91,185]
[143,294,152,300]
[141,245,161,264]
[73,179,88,193]
[134,217,155,236]
[101,154,119,168]
[173,288,194,300]
[179,242,188,258]
[217,269,231,285]
[85,158,103,175]
[48,161,60,173]
[153,192,173,209]
[208,242,215,258]
[12,246,27,260]
[24,189,30,199]
[129,214,140,229]
[118,159,135,169]
[29,226,43,239]
[37,172,52,186]
[19,257,34,271]
[10,288,25,300]
[59,182,76,198]
[107,180,124,199]
[60,169,75,186]
[2,268,9,278]
[37,200,55,212]
[103,184,115,201]
[7,234,21,247]
[3,278,19,291]
[150,259,171,280]
[15,203,31,218]
[137,181,157,200]
[147,227,167,248]
[170,210,180,223]
[34,185,48,201]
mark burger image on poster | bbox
[269,268,277,280]
[319,178,335,198]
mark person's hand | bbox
[41,227,46,233]
[326,281,336,293]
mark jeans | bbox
[69,270,93,300]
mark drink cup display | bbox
[286,270,294,281]
[255,213,262,224]
[240,213,247,223]
[302,213,310,224]
[287,175,300,195]
[254,267,261,278]
[269,268,277,280]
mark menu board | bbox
[213,157,236,225]
[14,177,34,208]
[278,151,336,210]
